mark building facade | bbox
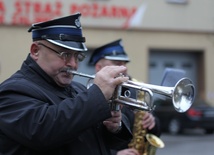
[0,0,214,105]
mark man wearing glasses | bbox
[0,13,132,155]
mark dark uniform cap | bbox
[89,39,130,65]
[28,12,87,52]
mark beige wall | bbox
[138,0,214,32]
[0,26,31,81]
[1,26,214,105]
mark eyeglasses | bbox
[38,42,86,62]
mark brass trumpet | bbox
[68,70,195,113]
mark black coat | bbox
[0,55,132,155]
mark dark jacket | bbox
[0,55,132,155]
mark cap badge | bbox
[75,18,81,28]
[112,50,117,55]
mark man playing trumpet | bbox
[0,14,133,155]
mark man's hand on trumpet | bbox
[93,65,129,100]
[103,110,123,133]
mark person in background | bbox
[89,39,161,155]
[0,13,133,155]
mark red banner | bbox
[0,0,139,29]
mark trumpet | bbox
[68,70,195,113]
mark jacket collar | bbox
[21,54,77,98]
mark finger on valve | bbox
[94,66,128,100]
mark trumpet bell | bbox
[173,78,195,113]
[124,77,195,113]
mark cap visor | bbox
[104,55,130,62]
[47,39,87,52]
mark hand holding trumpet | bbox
[93,66,129,100]
[103,110,122,133]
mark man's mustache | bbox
[60,67,76,73]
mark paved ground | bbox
[156,129,214,155]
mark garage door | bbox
[149,50,198,91]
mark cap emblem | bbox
[75,18,81,28]
[112,50,117,55]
